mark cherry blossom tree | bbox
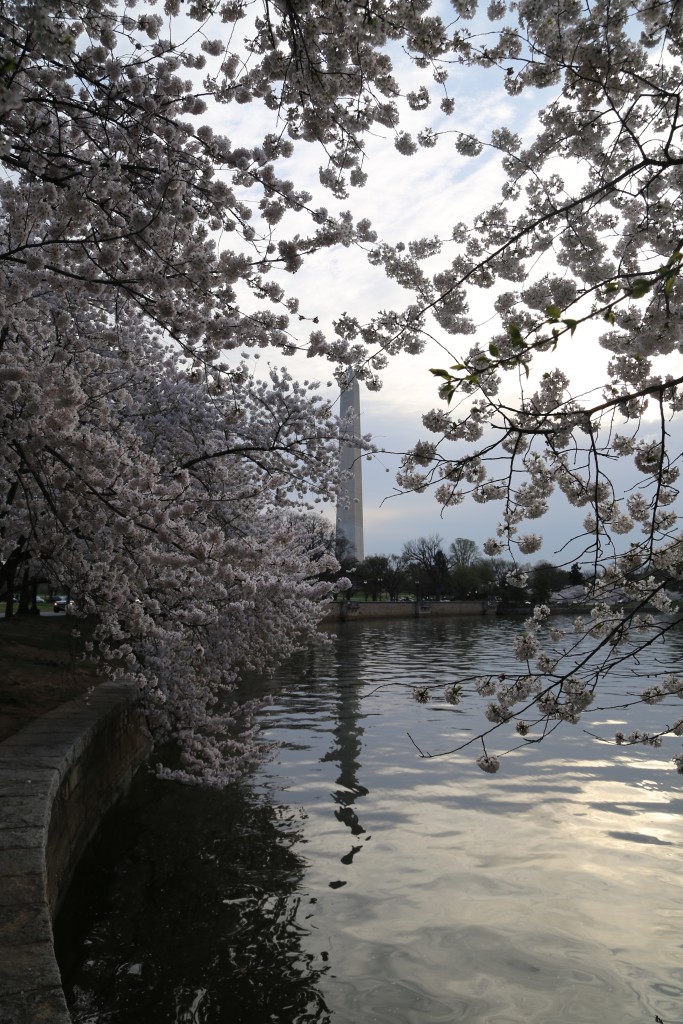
[2,0,683,779]
[0,0,389,782]
[380,0,683,771]
[0,0,481,783]
[0,289,345,782]
[0,0,481,782]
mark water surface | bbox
[58,616,683,1024]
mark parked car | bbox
[53,596,68,612]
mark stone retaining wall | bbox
[320,599,496,622]
[0,682,152,1024]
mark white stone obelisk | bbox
[336,370,364,564]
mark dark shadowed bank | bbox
[0,616,97,742]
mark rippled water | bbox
[58,616,683,1024]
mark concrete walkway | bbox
[0,682,151,1024]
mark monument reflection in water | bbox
[58,617,683,1024]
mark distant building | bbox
[549,585,587,606]
[335,371,364,563]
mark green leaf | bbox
[604,309,616,325]
[430,368,451,379]
[562,318,578,335]
[489,343,500,357]
[629,278,651,299]
[604,281,620,294]
[506,323,525,348]
[545,304,561,319]
[438,383,456,406]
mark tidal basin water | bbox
[58,616,683,1024]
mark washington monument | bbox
[335,370,364,563]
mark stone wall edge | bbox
[0,681,152,1024]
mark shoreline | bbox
[0,681,151,1024]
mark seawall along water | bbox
[0,681,152,1024]
[319,598,496,622]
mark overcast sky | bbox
[203,4,683,565]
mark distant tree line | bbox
[336,534,586,605]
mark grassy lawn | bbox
[0,614,98,743]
